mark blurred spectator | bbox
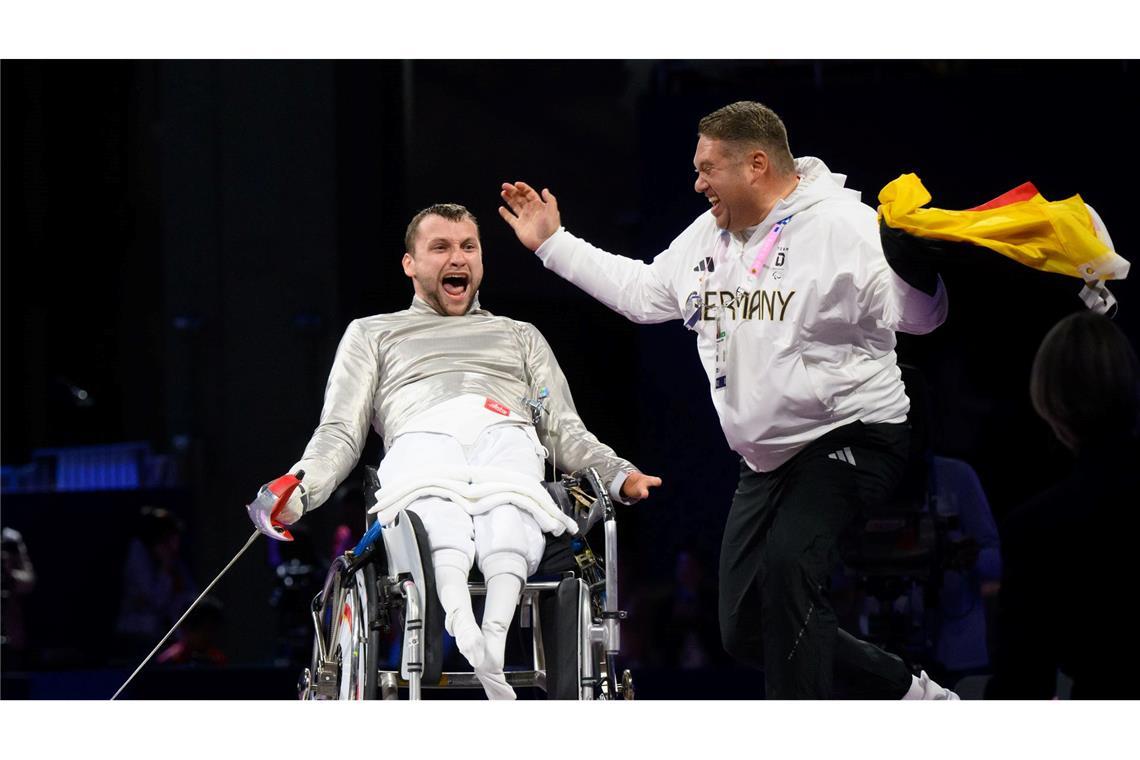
[1,527,37,669]
[929,455,1001,682]
[267,521,324,667]
[154,595,227,666]
[114,507,197,658]
[643,545,725,670]
[329,480,369,559]
[986,311,1140,698]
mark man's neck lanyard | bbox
[684,215,793,391]
[744,215,793,287]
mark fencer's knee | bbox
[474,505,543,574]
[433,547,474,574]
[479,551,529,586]
[407,497,475,555]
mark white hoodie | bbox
[535,157,948,472]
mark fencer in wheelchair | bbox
[247,203,660,699]
[301,464,630,700]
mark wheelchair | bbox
[297,466,634,700]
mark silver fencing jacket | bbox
[291,296,634,511]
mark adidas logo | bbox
[827,446,857,466]
[693,257,715,273]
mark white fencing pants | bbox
[378,425,545,699]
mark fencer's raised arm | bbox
[289,319,381,510]
[500,181,681,324]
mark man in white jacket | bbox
[499,101,955,699]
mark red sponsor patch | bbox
[484,398,510,416]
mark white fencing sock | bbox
[474,553,527,700]
[433,549,484,670]
[902,670,960,700]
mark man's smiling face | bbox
[402,214,484,316]
[692,135,765,233]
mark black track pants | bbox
[717,421,915,699]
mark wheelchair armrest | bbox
[363,466,381,513]
[549,467,612,534]
[554,467,622,652]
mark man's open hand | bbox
[499,181,561,251]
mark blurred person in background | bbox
[987,311,1140,698]
[924,455,1002,685]
[114,507,197,659]
[2,527,37,669]
[154,595,227,666]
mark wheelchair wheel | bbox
[337,569,373,699]
[541,577,585,700]
[360,561,382,698]
[302,559,378,700]
[401,510,445,685]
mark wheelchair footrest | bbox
[382,669,546,690]
[312,661,340,700]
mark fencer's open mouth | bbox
[442,273,469,297]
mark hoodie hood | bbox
[763,156,863,223]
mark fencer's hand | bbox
[246,479,307,542]
[498,181,561,251]
[620,471,662,503]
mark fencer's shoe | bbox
[902,670,960,700]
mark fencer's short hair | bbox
[1030,311,1140,451]
[405,203,480,253]
[698,101,796,176]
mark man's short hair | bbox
[404,203,480,252]
[698,101,795,175]
[1030,310,1140,450]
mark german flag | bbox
[877,174,1129,313]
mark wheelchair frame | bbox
[297,467,633,701]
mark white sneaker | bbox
[903,670,961,700]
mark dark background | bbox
[2,60,1136,697]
